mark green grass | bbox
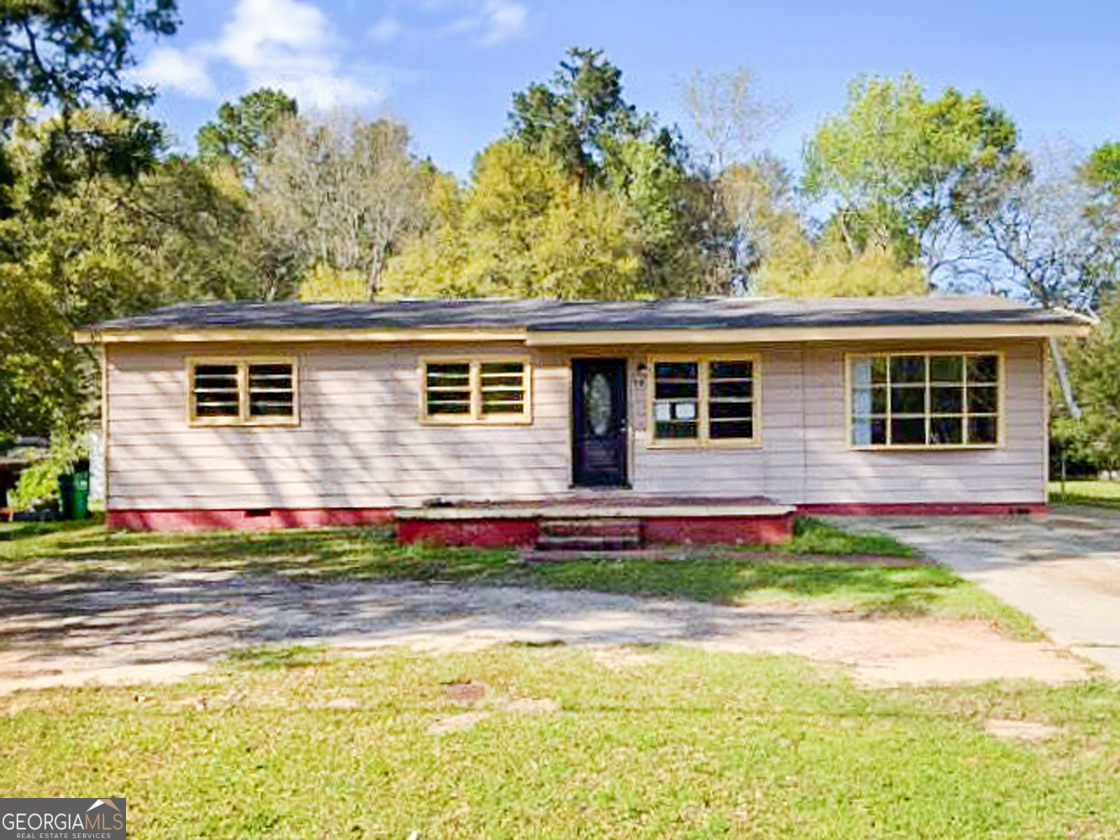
[0,517,1032,634]
[1,645,1118,838]
[1048,479,1120,509]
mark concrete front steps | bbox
[533,517,643,553]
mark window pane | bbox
[891,386,926,414]
[710,400,752,420]
[248,363,294,417]
[427,362,473,416]
[711,420,753,439]
[967,355,999,383]
[193,364,239,417]
[870,418,887,444]
[929,356,963,382]
[655,361,698,380]
[654,361,698,401]
[710,379,753,399]
[930,417,963,445]
[480,362,526,417]
[931,386,963,414]
[656,421,698,439]
[968,416,998,444]
[890,356,926,384]
[870,357,888,384]
[890,418,926,445]
[967,386,997,414]
[710,360,752,379]
[852,416,872,446]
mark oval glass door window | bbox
[587,373,612,435]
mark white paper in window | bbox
[654,401,672,421]
[675,401,697,420]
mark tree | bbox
[1057,302,1120,474]
[197,89,298,185]
[1084,142,1120,196]
[0,113,265,433]
[381,140,646,299]
[957,146,1117,311]
[677,66,787,175]
[0,0,178,204]
[803,73,1024,283]
[505,48,719,295]
[254,112,425,299]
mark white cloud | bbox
[134,46,214,97]
[369,16,404,44]
[139,0,386,109]
[374,0,529,48]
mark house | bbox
[75,296,1091,545]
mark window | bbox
[422,359,531,423]
[649,356,758,446]
[189,359,298,425]
[849,352,1000,448]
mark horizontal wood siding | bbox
[107,342,570,510]
[796,340,1046,505]
[107,337,1047,511]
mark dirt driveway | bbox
[0,567,1089,694]
[837,506,1120,677]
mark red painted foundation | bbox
[107,508,393,532]
[396,518,541,547]
[797,502,1047,517]
[644,514,794,546]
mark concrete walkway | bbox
[838,506,1120,677]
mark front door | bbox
[572,358,628,488]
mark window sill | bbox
[849,443,1000,452]
[189,417,300,428]
[646,439,762,450]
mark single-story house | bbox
[75,296,1091,545]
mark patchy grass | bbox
[0,645,1117,838]
[0,516,1033,634]
[1048,479,1120,509]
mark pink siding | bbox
[105,338,1048,514]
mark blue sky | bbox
[136,0,1119,179]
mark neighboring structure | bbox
[75,296,1091,542]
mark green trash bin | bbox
[58,473,74,520]
[73,470,90,520]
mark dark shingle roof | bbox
[87,296,1088,334]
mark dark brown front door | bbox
[572,358,628,488]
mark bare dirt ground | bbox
[0,571,1090,694]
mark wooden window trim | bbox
[845,350,1005,451]
[187,356,300,427]
[419,358,533,425]
[646,353,761,449]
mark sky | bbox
[135,0,1120,179]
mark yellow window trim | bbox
[646,353,761,449]
[419,357,533,425]
[186,356,300,427]
[845,350,1005,451]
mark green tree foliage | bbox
[381,140,645,298]
[1056,304,1120,473]
[0,114,264,433]
[803,73,1024,281]
[0,0,178,207]
[388,48,717,299]
[1084,142,1120,196]
[196,88,298,185]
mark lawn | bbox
[1,645,1117,838]
[0,517,1032,634]
[1048,479,1120,509]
